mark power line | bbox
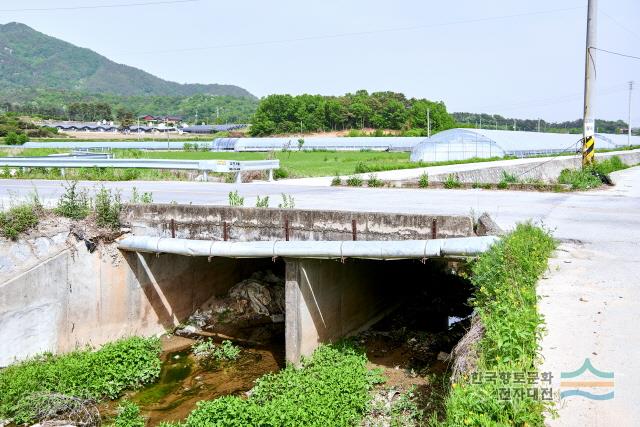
[123,6,583,55]
[601,10,640,43]
[591,47,640,61]
[0,0,200,12]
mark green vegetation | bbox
[112,400,145,427]
[228,190,244,206]
[558,156,628,190]
[346,175,364,187]
[255,195,270,208]
[440,223,556,426]
[163,343,383,426]
[497,171,519,189]
[0,22,254,103]
[453,112,636,135]
[0,202,39,239]
[278,193,296,209]
[95,187,122,229]
[367,173,384,187]
[130,187,153,204]
[418,172,429,188]
[55,181,91,219]
[192,339,241,362]
[0,337,161,424]
[331,174,342,186]
[443,174,461,189]
[250,90,455,136]
[0,113,57,142]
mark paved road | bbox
[1,167,639,426]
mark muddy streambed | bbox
[100,336,284,425]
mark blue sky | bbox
[1,0,639,122]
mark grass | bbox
[558,155,629,190]
[439,223,556,426]
[0,337,162,424]
[0,203,40,240]
[161,343,383,427]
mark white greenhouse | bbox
[409,128,638,162]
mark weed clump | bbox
[443,174,461,189]
[228,190,244,207]
[0,203,39,240]
[0,337,161,424]
[192,339,241,362]
[95,187,122,229]
[55,181,91,220]
[331,174,342,186]
[346,175,363,187]
[418,172,429,188]
[112,400,145,427]
[255,195,270,208]
[278,193,295,209]
[367,174,383,187]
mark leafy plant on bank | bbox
[418,172,429,188]
[95,187,122,229]
[439,223,556,426]
[255,195,270,208]
[443,174,461,189]
[367,174,384,187]
[346,175,363,187]
[192,339,241,362]
[130,187,153,204]
[278,193,295,209]
[111,400,145,427]
[0,337,162,424]
[228,190,244,206]
[558,156,628,190]
[0,203,39,240]
[55,181,91,220]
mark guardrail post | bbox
[235,171,242,184]
[203,171,208,182]
[268,169,274,182]
[60,168,65,178]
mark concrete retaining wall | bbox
[0,238,271,366]
[429,150,640,183]
[121,205,475,241]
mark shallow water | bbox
[102,340,284,425]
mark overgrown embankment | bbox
[0,337,161,424]
[440,223,556,426]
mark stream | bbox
[100,336,284,425]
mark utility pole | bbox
[628,81,634,146]
[513,119,516,131]
[427,108,431,137]
[582,0,597,166]
[538,118,541,132]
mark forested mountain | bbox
[0,22,254,99]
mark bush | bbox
[95,187,122,229]
[178,344,383,427]
[112,400,145,427]
[0,203,39,240]
[441,224,556,426]
[273,168,289,180]
[278,193,295,209]
[130,187,153,204]
[228,190,244,207]
[346,175,363,187]
[418,172,429,188]
[557,168,602,190]
[4,131,27,145]
[331,174,342,186]
[255,195,269,208]
[55,181,91,219]
[0,337,161,424]
[367,174,383,187]
[443,174,461,189]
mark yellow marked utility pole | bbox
[582,0,597,166]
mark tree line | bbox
[249,90,455,136]
[453,112,634,135]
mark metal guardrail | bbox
[0,157,280,182]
